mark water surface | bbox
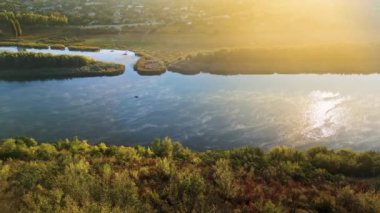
[1,47,380,150]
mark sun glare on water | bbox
[302,90,351,140]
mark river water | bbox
[1,47,380,150]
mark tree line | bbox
[0,137,379,212]
[0,11,68,37]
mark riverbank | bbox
[0,41,165,76]
[3,31,380,76]
[0,42,100,52]
[0,62,125,81]
[0,29,244,69]
[169,46,380,75]
[0,137,379,212]
[0,51,125,81]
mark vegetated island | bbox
[0,51,125,81]
[168,46,380,75]
[134,52,167,76]
[0,137,379,212]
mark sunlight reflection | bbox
[303,90,350,140]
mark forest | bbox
[0,137,379,212]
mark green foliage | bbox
[150,137,174,159]
[36,143,58,160]
[0,42,50,49]
[50,44,65,50]
[267,146,307,163]
[169,46,380,75]
[67,46,100,52]
[213,159,239,199]
[0,137,379,212]
[336,187,380,213]
[0,11,68,37]
[257,201,284,213]
[0,137,37,160]
[230,146,266,170]
[155,158,173,180]
[0,54,124,81]
[308,148,380,177]
[166,169,207,212]
[0,51,93,69]
[16,12,68,25]
[112,145,141,162]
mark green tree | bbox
[0,11,68,37]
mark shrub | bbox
[0,137,379,212]
[166,170,206,212]
[230,147,266,171]
[150,137,174,159]
[213,159,239,199]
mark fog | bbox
[236,0,380,46]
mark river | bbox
[1,46,380,150]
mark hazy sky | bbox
[244,0,380,45]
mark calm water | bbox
[1,47,380,150]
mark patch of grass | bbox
[0,42,51,49]
[0,51,124,81]
[0,62,125,81]
[134,55,166,76]
[0,51,93,68]
[18,43,49,49]
[68,45,100,52]
[169,46,380,75]
[0,42,17,47]
[50,44,66,50]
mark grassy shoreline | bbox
[0,51,125,81]
[133,53,166,75]
[67,45,100,52]
[0,62,125,81]
[0,42,100,52]
[168,47,380,75]
[3,32,380,76]
[0,137,379,212]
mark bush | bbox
[150,137,174,159]
[166,170,206,212]
[0,138,36,160]
[0,137,379,212]
[230,147,266,171]
[213,159,239,199]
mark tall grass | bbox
[68,45,100,52]
[0,51,93,69]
